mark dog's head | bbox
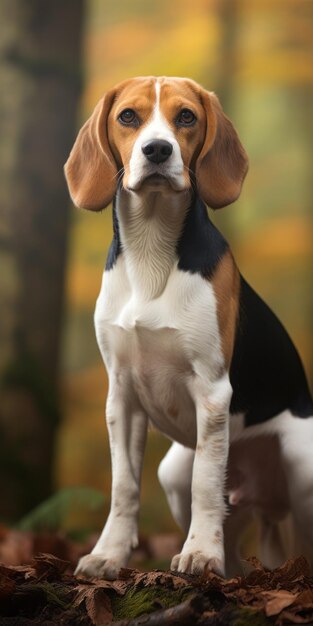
[65,76,248,210]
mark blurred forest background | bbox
[0,0,312,553]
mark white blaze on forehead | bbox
[153,80,172,136]
[140,79,174,141]
[127,79,185,190]
[155,79,161,107]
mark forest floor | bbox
[0,529,313,625]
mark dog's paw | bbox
[74,553,122,580]
[171,550,225,577]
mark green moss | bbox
[112,585,194,620]
[24,581,71,609]
[232,607,270,626]
[112,592,271,624]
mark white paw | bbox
[75,553,124,580]
[171,550,225,577]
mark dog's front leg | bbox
[171,374,232,577]
[76,374,148,580]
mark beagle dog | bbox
[65,76,313,580]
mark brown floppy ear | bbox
[196,91,248,209]
[64,89,117,210]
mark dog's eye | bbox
[118,109,138,126]
[176,109,196,126]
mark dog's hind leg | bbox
[259,517,289,569]
[280,414,313,568]
[158,442,194,535]
[224,505,253,576]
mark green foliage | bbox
[16,487,105,532]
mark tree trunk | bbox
[0,0,85,520]
[207,0,241,241]
[212,0,240,114]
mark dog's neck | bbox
[115,186,192,300]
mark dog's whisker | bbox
[113,167,125,181]
[182,164,197,191]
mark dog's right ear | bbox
[196,90,248,209]
[64,89,117,211]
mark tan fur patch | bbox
[158,78,208,180]
[211,251,240,369]
[168,405,179,419]
[108,78,157,177]
[213,530,222,543]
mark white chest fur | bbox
[95,255,224,448]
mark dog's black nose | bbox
[142,140,173,164]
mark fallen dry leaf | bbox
[278,608,313,625]
[263,589,297,616]
[120,567,191,590]
[0,573,15,600]
[295,589,313,605]
[30,552,70,579]
[85,588,113,625]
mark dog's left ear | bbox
[64,88,118,211]
[196,90,248,209]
